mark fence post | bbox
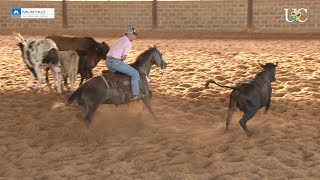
[247,0,253,31]
[62,0,68,28]
[152,0,158,29]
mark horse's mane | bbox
[131,47,157,67]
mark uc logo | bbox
[284,8,308,22]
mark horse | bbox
[205,62,278,137]
[65,46,167,126]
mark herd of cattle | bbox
[16,33,110,93]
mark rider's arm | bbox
[121,55,127,60]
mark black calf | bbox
[205,62,278,137]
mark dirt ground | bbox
[0,33,319,179]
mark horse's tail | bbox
[65,84,84,106]
[205,79,239,90]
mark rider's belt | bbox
[107,56,121,61]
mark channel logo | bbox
[11,8,55,19]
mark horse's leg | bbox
[239,110,257,137]
[142,95,157,120]
[76,106,87,122]
[84,103,98,127]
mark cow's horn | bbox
[257,61,264,68]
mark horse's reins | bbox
[100,75,110,88]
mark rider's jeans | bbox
[106,57,140,96]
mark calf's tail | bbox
[65,84,83,106]
[205,79,239,90]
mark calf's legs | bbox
[28,71,35,88]
[239,110,257,137]
[225,92,237,131]
[33,65,42,92]
[50,66,62,94]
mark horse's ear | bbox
[154,45,157,49]
[147,44,152,48]
[275,62,278,67]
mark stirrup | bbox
[130,95,141,101]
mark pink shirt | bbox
[107,36,132,60]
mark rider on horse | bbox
[105,27,141,101]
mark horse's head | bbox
[148,46,167,69]
[133,46,167,71]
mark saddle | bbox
[101,70,152,98]
[100,70,130,89]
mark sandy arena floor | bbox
[0,33,319,179]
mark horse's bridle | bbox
[155,49,166,68]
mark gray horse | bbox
[66,46,167,126]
